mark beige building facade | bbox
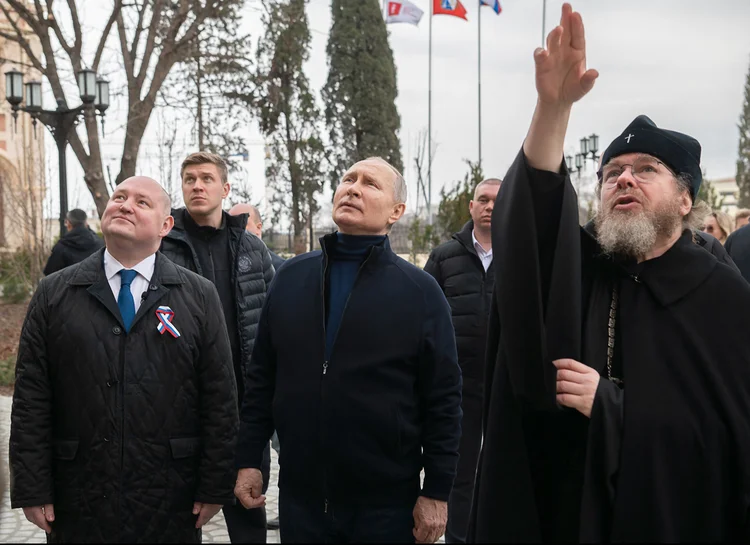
[0,11,46,253]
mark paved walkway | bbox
[0,395,280,543]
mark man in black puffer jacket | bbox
[43,209,104,275]
[159,152,274,544]
[10,177,238,543]
[424,178,501,544]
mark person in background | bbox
[160,152,274,544]
[229,203,286,270]
[43,209,104,275]
[10,177,238,543]
[424,177,501,543]
[735,209,750,230]
[702,210,733,245]
[228,201,285,532]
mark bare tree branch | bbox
[65,0,83,61]
[128,0,147,65]
[93,0,123,72]
[0,3,45,72]
[134,0,164,90]
[115,11,135,82]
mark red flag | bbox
[433,0,468,20]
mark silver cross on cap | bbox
[625,133,634,143]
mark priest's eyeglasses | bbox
[600,156,674,186]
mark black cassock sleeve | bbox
[491,149,583,411]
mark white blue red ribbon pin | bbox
[155,306,181,338]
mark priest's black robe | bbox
[470,150,750,542]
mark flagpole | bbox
[478,2,482,168]
[428,0,433,223]
[542,0,547,46]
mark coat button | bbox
[103,437,109,443]
[112,326,122,335]
[149,284,158,291]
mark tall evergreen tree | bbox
[737,58,750,208]
[322,0,403,189]
[254,0,326,254]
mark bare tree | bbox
[1,119,53,292]
[0,0,246,216]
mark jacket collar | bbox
[170,207,246,234]
[453,220,477,255]
[68,248,186,330]
[584,224,717,306]
[319,231,392,262]
[69,248,185,287]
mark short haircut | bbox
[66,209,87,227]
[158,186,172,215]
[474,178,502,198]
[248,205,262,224]
[180,152,229,185]
[736,209,750,221]
[364,157,407,204]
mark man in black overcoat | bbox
[10,177,239,543]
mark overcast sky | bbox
[47,0,750,219]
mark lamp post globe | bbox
[5,69,23,106]
[77,69,96,104]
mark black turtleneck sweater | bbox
[325,233,387,360]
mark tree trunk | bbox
[114,101,152,186]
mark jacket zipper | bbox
[319,243,377,513]
[320,247,330,514]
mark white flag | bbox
[385,0,424,26]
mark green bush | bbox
[1,279,30,304]
[0,355,15,388]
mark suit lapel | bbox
[129,252,185,332]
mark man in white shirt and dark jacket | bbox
[470,4,750,542]
[423,178,500,543]
[10,177,238,543]
[234,157,463,544]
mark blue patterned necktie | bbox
[118,269,138,333]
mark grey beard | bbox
[594,202,681,259]
[595,211,657,259]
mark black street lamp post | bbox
[566,133,601,179]
[4,68,109,238]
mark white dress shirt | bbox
[103,250,156,314]
[472,230,493,272]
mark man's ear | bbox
[222,183,231,199]
[160,215,175,238]
[387,203,407,227]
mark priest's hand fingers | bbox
[553,358,594,374]
[557,380,586,395]
[557,392,583,412]
[556,368,586,383]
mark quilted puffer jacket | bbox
[424,220,495,383]
[160,208,274,389]
[10,250,239,543]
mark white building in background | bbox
[712,176,740,216]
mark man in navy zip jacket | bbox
[234,157,463,543]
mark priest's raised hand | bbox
[534,2,598,108]
[524,2,598,172]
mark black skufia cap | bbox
[598,115,702,199]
